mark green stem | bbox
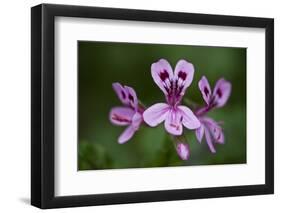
[169,134,187,148]
[183,98,200,109]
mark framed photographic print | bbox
[31,3,274,209]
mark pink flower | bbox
[197,76,231,115]
[143,59,200,135]
[109,83,143,144]
[176,142,190,160]
[195,76,231,153]
[195,117,224,153]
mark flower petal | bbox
[198,76,212,105]
[131,112,143,130]
[178,105,200,129]
[118,125,136,144]
[124,85,138,110]
[112,82,129,106]
[176,143,190,160]
[143,103,169,127]
[213,78,231,108]
[164,110,183,135]
[217,130,224,144]
[109,107,134,126]
[151,59,174,95]
[174,59,195,96]
[204,127,216,153]
[203,117,224,144]
[195,124,204,143]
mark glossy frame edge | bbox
[31,3,274,209]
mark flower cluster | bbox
[195,76,231,153]
[109,83,144,144]
[109,59,231,160]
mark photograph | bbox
[29,2,274,209]
[78,41,247,170]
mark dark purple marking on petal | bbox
[217,132,221,140]
[204,87,209,96]
[112,114,131,123]
[170,123,180,131]
[175,79,178,85]
[175,85,184,99]
[159,69,169,81]
[164,85,170,93]
[174,79,178,92]
[178,71,187,81]
[121,91,126,99]
[217,88,222,98]
[178,85,184,93]
[170,81,174,91]
[129,94,134,102]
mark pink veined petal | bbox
[195,124,205,143]
[174,59,195,96]
[178,105,200,130]
[118,125,136,144]
[131,112,143,130]
[112,82,130,106]
[213,78,232,108]
[164,109,183,135]
[203,117,224,144]
[143,103,170,127]
[124,85,138,110]
[176,143,190,160]
[217,130,224,144]
[109,107,135,126]
[198,76,212,105]
[151,59,174,96]
[204,127,216,153]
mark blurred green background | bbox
[78,41,246,170]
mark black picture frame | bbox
[31,3,274,209]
